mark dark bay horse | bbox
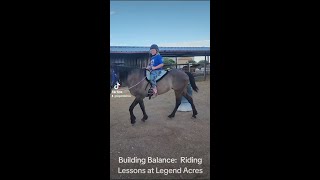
[126,68,199,125]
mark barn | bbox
[110,46,210,86]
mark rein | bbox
[127,76,147,90]
[126,65,153,90]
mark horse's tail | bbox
[185,72,198,92]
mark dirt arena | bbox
[110,78,211,179]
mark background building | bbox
[110,46,210,86]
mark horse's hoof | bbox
[130,116,136,124]
[141,115,148,122]
[192,115,197,118]
[168,114,175,118]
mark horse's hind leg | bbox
[168,91,182,118]
[138,99,148,122]
[129,98,140,125]
[183,92,198,118]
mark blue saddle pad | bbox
[146,70,168,82]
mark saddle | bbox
[145,69,168,82]
[145,69,169,99]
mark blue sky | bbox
[110,1,210,47]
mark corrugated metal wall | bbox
[110,54,149,86]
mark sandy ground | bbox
[110,78,210,179]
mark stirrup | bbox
[148,88,153,95]
[148,88,153,99]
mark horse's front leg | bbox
[138,98,148,122]
[129,98,139,125]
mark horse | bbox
[125,68,199,125]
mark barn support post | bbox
[175,57,178,69]
[208,56,210,77]
[204,56,207,81]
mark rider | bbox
[147,44,164,96]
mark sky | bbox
[110,0,210,47]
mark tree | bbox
[163,57,175,64]
[188,60,197,64]
[162,57,175,69]
[197,60,209,64]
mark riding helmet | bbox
[150,44,159,52]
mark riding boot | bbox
[152,87,158,98]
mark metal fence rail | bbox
[164,63,210,79]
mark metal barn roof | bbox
[110,46,210,57]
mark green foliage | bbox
[197,60,209,64]
[163,57,175,69]
[188,60,197,64]
[163,57,175,64]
